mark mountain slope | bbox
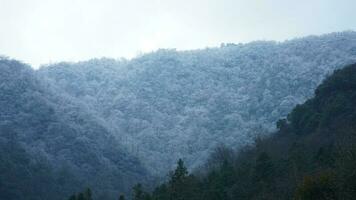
[0,58,149,200]
[38,31,356,174]
[138,63,356,200]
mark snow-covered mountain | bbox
[38,31,356,174]
[0,59,149,200]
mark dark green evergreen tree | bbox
[169,159,190,200]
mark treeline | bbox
[68,63,356,200]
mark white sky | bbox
[0,0,355,68]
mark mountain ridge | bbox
[130,63,356,200]
[38,31,356,174]
[2,31,356,200]
[0,58,150,200]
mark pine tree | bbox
[169,159,189,200]
[171,159,188,184]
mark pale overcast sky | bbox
[0,0,355,68]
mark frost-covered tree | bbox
[38,31,356,175]
[2,31,356,200]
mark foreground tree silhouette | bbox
[167,158,202,200]
[169,159,188,200]
[171,159,188,184]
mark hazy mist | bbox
[0,0,355,68]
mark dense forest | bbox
[0,59,149,199]
[39,32,356,175]
[1,32,356,200]
[70,63,356,200]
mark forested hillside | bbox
[0,59,149,200]
[39,32,356,174]
[116,62,356,200]
[2,32,356,200]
